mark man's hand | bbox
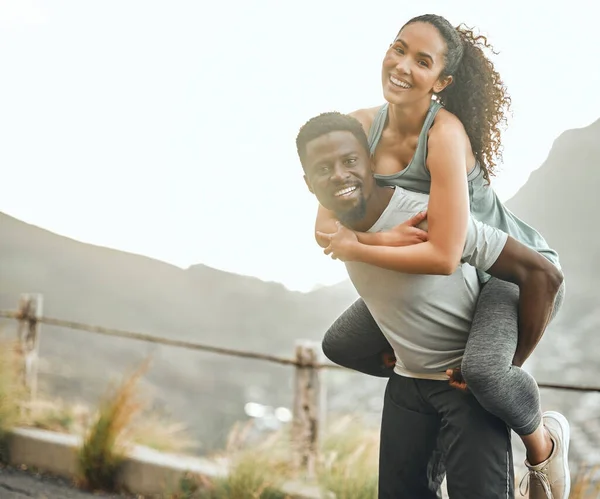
[446,368,469,392]
[317,222,360,261]
[381,211,429,246]
[381,351,396,368]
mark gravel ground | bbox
[0,464,136,499]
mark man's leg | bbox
[425,380,515,499]
[322,298,395,377]
[379,374,445,499]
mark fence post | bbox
[291,340,323,480]
[16,293,43,403]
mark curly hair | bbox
[402,14,512,182]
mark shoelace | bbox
[519,468,554,498]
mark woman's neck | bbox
[386,98,433,135]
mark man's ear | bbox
[304,174,314,194]
[369,158,376,173]
[433,74,453,94]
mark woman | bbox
[315,14,568,499]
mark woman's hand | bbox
[317,210,429,262]
[380,211,429,246]
[317,223,360,261]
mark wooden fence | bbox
[1,292,600,480]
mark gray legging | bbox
[322,277,565,436]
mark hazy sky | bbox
[2,0,599,291]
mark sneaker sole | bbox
[543,410,571,499]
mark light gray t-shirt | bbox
[344,187,508,380]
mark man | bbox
[295,112,569,498]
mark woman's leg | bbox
[461,277,565,463]
[322,298,395,377]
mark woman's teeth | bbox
[390,76,411,89]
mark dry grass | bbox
[318,415,379,499]
[205,422,291,498]
[129,413,197,454]
[0,338,26,447]
[570,464,600,499]
[169,421,293,498]
[169,416,381,499]
[24,398,91,435]
[76,358,150,491]
[170,457,290,498]
[19,395,195,456]
[198,453,290,499]
[22,393,195,455]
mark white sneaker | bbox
[519,411,571,499]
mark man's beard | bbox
[336,196,367,227]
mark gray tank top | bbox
[367,100,560,281]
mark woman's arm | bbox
[321,117,471,275]
[315,204,340,248]
[316,204,429,249]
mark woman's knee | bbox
[461,355,504,395]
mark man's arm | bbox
[485,237,563,366]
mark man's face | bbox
[303,130,375,225]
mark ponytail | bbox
[403,15,512,182]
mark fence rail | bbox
[1,293,599,478]
[1,304,598,393]
[0,309,335,368]
[0,293,331,479]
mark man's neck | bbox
[348,185,395,233]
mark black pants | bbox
[380,374,514,499]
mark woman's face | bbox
[381,21,451,106]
